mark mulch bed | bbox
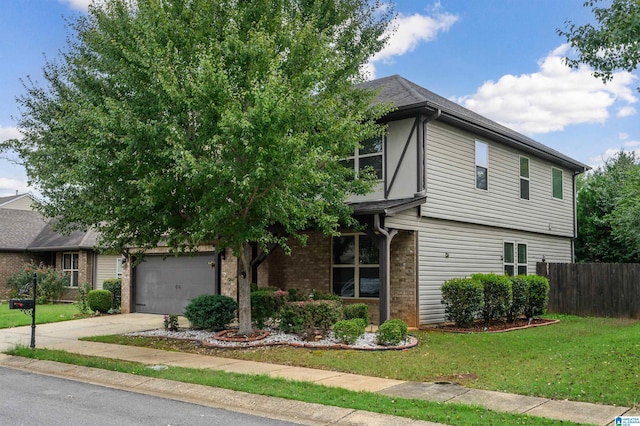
[428,317,559,333]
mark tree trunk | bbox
[236,241,253,335]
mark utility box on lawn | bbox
[9,299,35,310]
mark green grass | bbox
[0,302,83,329]
[7,347,585,426]
[86,315,640,407]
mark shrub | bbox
[524,275,550,318]
[87,289,112,313]
[75,282,92,314]
[376,319,408,346]
[251,288,288,328]
[278,300,342,339]
[184,294,237,331]
[343,303,369,323]
[472,273,512,324]
[441,278,484,327]
[7,262,69,303]
[163,314,179,331]
[309,290,343,303]
[285,287,306,302]
[333,318,366,344]
[507,276,528,322]
[102,278,122,310]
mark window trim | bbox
[517,243,528,275]
[503,241,515,276]
[519,156,530,200]
[504,241,528,276]
[331,233,380,299]
[63,252,79,287]
[552,167,563,200]
[475,140,488,190]
[343,135,384,181]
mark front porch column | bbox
[374,214,397,323]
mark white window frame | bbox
[504,242,528,276]
[116,258,123,279]
[63,252,79,287]
[342,135,384,181]
[475,140,488,190]
[552,167,563,200]
[332,233,380,299]
[519,156,530,200]
[517,243,528,275]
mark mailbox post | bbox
[8,272,37,348]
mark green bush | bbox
[523,275,550,318]
[376,319,408,346]
[441,278,484,327]
[251,289,287,328]
[343,303,369,323]
[7,262,69,303]
[507,276,528,322]
[278,300,342,339]
[184,294,237,331]
[309,290,343,303]
[87,289,112,313]
[285,287,306,302]
[102,278,122,310]
[75,282,92,314]
[333,318,366,344]
[472,273,512,324]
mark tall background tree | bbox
[575,151,640,263]
[2,0,394,334]
[558,0,640,90]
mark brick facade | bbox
[0,252,32,299]
[257,230,417,326]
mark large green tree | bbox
[575,151,640,263]
[2,0,393,334]
[558,0,640,90]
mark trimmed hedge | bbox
[333,318,366,344]
[278,300,342,339]
[343,303,369,323]
[251,288,287,329]
[102,278,122,310]
[441,278,484,327]
[87,289,112,313]
[184,294,237,331]
[376,319,408,346]
[524,275,550,318]
[472,273,512,324]
[507,276,528,322]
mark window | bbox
[332,234,379,298]
[341,136,383,180]
[63,252,79,287]
[504,242,527,276]
[116,258,123,279]
[475,140,488,190]
[552,168,563,199]
[520,156,530,200]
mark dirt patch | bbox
[427,317,559,333]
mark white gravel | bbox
[126,328,415,350]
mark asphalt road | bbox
[0,367,301,426]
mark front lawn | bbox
[0,302,82,329]
[86,314,640,407]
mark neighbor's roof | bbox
[361,75,589,172]
[0,209,49,250]
[0,193,32,208]
[28,219,99,251]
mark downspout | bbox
[374,213,397,323]
[572,167,588,262]
[415,108,441,197]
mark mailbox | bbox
[9,299,35,310]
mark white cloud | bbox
[366,9,458,79]
[617,106,636,117]
[588,140,640,169]
[0,177,31,197]
[0,126,21,142]
[58,0,93,11]
[457,44,638,134]
[619,132,629,140]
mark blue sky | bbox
[1,0,638,196]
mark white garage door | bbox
[134,254,217,315]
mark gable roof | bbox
[0,209,49,250]
[28,219,99,252]
[0,193,34,209]
[361,75,589,173]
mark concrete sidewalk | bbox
[0,313,635,425]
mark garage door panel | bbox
[134,254,217,315]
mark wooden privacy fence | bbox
[536,262,640,319]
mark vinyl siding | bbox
[387,213,571,325]
[0,196,34,211]
[96,255,120,289]
[424,121,575,237]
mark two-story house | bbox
[246,75,588,326]
[121,75,588,326]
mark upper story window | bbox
[475,140,488,190]
[63,252,79,287]
[520,156,530,200]
[332,234,379,298]
[552,167,563,199]
[341,136,383,180]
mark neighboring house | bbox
[0,194,121,300]
[118,75,588,326]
